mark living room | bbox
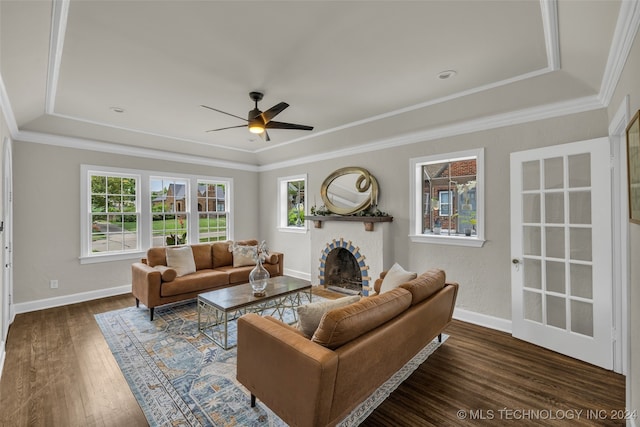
[0,0,639,425]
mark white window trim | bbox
[277,174,308,233]
[409,148,486,248]
[80,165,233,263]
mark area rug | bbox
[95,297,447,427]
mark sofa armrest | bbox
[265,251,284,276]
[237,313,338,427]
[131,262,162,308]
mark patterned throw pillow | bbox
[231,244,258,267]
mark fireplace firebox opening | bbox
[324,248,362,294]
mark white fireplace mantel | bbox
[309,219,392,295]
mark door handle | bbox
[512,258,522,271]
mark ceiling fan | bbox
[201,91,314,142]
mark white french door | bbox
[510,137,613,369]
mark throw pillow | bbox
[232,244,258,267]
[379,262,417,293]
[165,246,196,277]
[296,295,361,338]
[154,265,177,282]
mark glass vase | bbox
[249,258,270,296]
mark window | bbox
[278,175,307,231]
[81,165,232,263]
[150,177,189,246]
[88,171,140,255]
[197,180,229,243]
[410,148,485,247]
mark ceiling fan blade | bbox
[260,102,289,123]
[206,124,247,132]
[258,129,271,142]
[201,105,247,122]
[265,120,314,131]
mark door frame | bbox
[2,136,12,342]
[609,96,630,379]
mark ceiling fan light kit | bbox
[202,91,313,142]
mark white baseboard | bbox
[13,284,132,315]
[453,307,512,334]
[284,268,311,281]
[0,340,5,383]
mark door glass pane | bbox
[523,194,540,223]
[545,193,564,223]
[546,261,565,294]
[524,290,542,322]
[570,228,592,261]
[569,191,591,224]
[523,226,541,256]
[546,295,566,329]
[571,300,594,337]
[568,153,591,188]
[570,264,593,299]
[545,226,565,258]
[544,157,564,189]
[522,160,540,191]
[524,258,542,289]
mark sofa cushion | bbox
[399,268,446,306]
[154,265,177,282]
[296,295,361,338]
[146,247,167,267]
[215,265,254,285]
[160,269,229,297]
[212,241,233,268]
[166,246,196,277]
[379,262,417,293]
[191,243,214,270]
[311,288,412,349]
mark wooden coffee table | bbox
[197,275,312,349]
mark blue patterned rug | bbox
[95,297,446,427]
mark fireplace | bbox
[311,221,392,297]
[323,245,364,294]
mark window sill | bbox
[277,226,308,234]
[79,251,146,264]
[409,234,486,247]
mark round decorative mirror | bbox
[320,167,379,215]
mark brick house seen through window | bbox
[423,159,477,235]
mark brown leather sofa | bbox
[236,269,458,427]
[131,240,283,320]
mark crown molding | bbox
[599,0,640,107]
[0,74,19,137]
[540,0,561,71]
[259,95,604,171]
[14,130,259,172]
[45,0,69,114]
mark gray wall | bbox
[12,141,258,304]
[260,108,609,321]
[608,26,640,424]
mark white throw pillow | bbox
[232,245,257,267]
[165,246,196,277]
[379,263,417,293]
[296,295,361,338]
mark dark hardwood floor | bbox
[0,293,625,426]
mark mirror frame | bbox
[320,166,379,215]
